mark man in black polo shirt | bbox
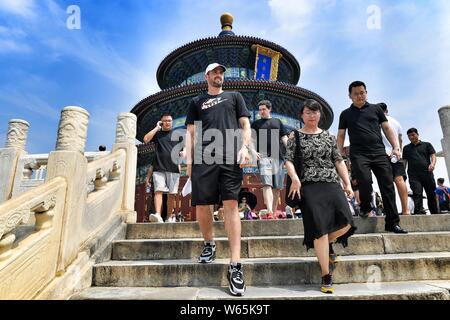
[337,81,407,233]
[251,100,289,218]
[403,128,438,214]
[143,113,183,223]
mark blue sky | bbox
[1,0,450,179]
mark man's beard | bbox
[210,78,223,87]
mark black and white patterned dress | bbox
[286,130,356,250]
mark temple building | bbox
[132,13,333,222]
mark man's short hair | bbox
[349,81,367,94]
[161,113,172,119]
[98,145,106,151]
[438,178,445,184]
[378,102,387,112]
[300,99,322,115]
[407,128,418,135]
[258,100,272,110]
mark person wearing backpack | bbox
[435,178,450,213]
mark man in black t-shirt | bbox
[143,113,183,223]
[185,63,251,297]
[251,100,289,217]
[337,81,407,234]
[403,128,438,214]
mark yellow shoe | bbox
[321,274,334,294]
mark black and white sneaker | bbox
[227,263,246,296]
[198,243,216,263]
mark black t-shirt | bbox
[338,102,387,156]
[185,91,250,163]
[403,141,436,176]
[251,118,290,159]
[152,130,182,173]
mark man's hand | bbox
[391,147,401,160]
[156,121,162,130]
[428,164,435,172]
[237,146,251,168]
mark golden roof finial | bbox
[220,12,234,31]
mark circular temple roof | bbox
[156,35,301,89]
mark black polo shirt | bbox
[251,118,290,159]
[403,141,436,176]
[338,102,387,156]
[152,130,182,173]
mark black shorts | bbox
[391,161,407,180]
[191,164,243,206]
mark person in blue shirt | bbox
[435,178,450,213]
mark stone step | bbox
[71,281,450,300]
[92,252,450,287]
[126,214,450,239]
[112,231,450,260]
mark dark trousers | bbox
[409,172,438,214]
[351,154,400,227]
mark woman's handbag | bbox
[285,130,303,208]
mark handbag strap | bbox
[293,129,302,174]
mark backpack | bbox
[439,186,450,203]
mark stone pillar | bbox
[112,113,137,223]
[439,106,450,183]
[46,106,89,273]
[0,119,29,202]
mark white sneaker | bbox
[166,215,176,223]
[149,213,164,223]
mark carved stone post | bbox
[112,113,137,223]
[0,119,29,202]
[5,119,29,149]
[439,106,450,182]
[46,106,89,273]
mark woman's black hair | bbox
[299,99,322,116]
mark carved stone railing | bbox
[9,151,113,199]
[0,107,137,300]
[439,106,450,183]
[11,154,49,197]
[0,177,67,299]
[0,119,29,202]
[86,149,126,194]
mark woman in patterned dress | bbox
[285,99,356,294]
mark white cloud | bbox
[268,0,316,33]
[35,1,153,101]
[0,88,59,120]
[0,25,29,54]
[0,25,27,37]
[268,0,336,35]
[0,39,31,53]
[0,0,35,17]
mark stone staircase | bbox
[71,215,450,300]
